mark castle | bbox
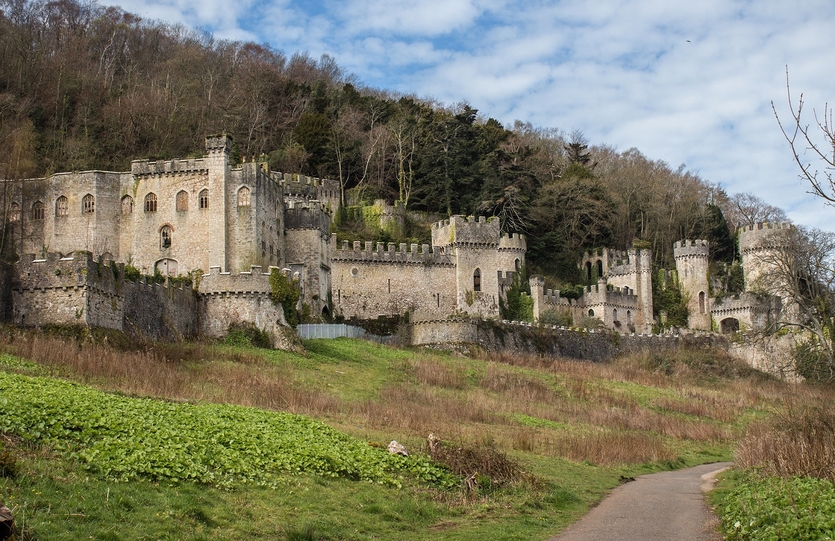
[0,135,790,346]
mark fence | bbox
[296,324,397,344]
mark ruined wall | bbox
[331,239,456,320]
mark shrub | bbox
[270,269,300,327]
[426,437,526,491]
[223,323,273,349]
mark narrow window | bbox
[627,310,632,325]
[613,308,618,322]
[82,194,95,214]
[596,259,603,278]
[515,258,521,272]
[588,309,595,317]
[121,195,134,214]
[9,202,20,222]
[699,291,706,314]
[145,193,157,212]
[238,186,251,207]
[160,225,172,249]
[585,261,592,281]
[176,190,188,211]
[388,279,391,293]
[56,196,69,216]
[473,268,481,292]
[32,201,44,220]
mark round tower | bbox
[738,222,793,293]
[673,239,711,330]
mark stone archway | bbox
[155,258,178,277]
[720,317,739,333]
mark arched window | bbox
[199,189,209,209]
[585,261,592,281]
[121,195,134,214]
[613,308,618,322]
[82,194,95,214]
[588,309,595,317]
[238,186,251,207]
[626,310,632,325]
[9,202,20,222]
[596,259,603,278]
[473,268,481,292]
[699,291,706,314]
[55,196,69,217]
[515,258,521,272]
[144,193,157,212]
[160,225,172,249]
[32,201,45,220]
[176,190,188,211]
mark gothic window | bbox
[82,194,95,214]
[199,189,208,209]
[699,291,706,314]
[9,202,20,222]
[473,268,481,292]
[32,201,44,220]
[121,195,134,214]
[585,261,592,281]
[145,193,157,212]
[160,225,172,249]
[176,190,188,211]
[515,258,521,272]
[56,196,69,216]
[627,310,632,325]
[237,186,251,207]
[613,308,618,322]
[588,309,595,317]
[596,260,603,278]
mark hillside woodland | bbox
[0,0,790,287]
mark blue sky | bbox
[104,0,835,230]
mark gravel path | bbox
[548,462,732,541]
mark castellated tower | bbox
[738,222,793,294]
[674,239,711,331]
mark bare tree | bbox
[773,67,835,204]
[750,226,835,381]
[727,192,789,229]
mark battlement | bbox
[277,172,340,202]
[498,232,526,251]
[130,158,209,178]
[205,134,232,155]
[431,215,501,247]
[673,239,710,258]
[284,201,331,231]
[331,237,453,266]
[607,249,652,277]
[198,266,279,295]
[739,222,794,252]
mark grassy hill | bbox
[0,327,827,540]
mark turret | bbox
[205,134,231,271]
[673,239,711,330]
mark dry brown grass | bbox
[736,403,835,483]
[0,327,781,469]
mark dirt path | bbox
[549,462,732,541]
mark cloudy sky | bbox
[103,0,835,230]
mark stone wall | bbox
[411,318,725,362]
[331,239,456,320]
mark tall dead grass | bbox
[736,405,835,483]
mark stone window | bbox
[613,308,618,322]
[82,194,95,214]
[699,291,706,314]
[160,225,172,249]
[238,186,251,207]
[145,193,157,212]
[199,189,208,209]
[9,202,20,222]
[588,309,595,317]
[596,259,603,278]
[473,268,481,292]
[627,310,632,325]
[55,196,69,217]
[176,190,188,211]
[32,201,44,220]
[515,258,521,272]
[121,195,134,214]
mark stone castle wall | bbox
[674,239,711,330]
[331,239,457,320]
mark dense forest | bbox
[0,0,790,287]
